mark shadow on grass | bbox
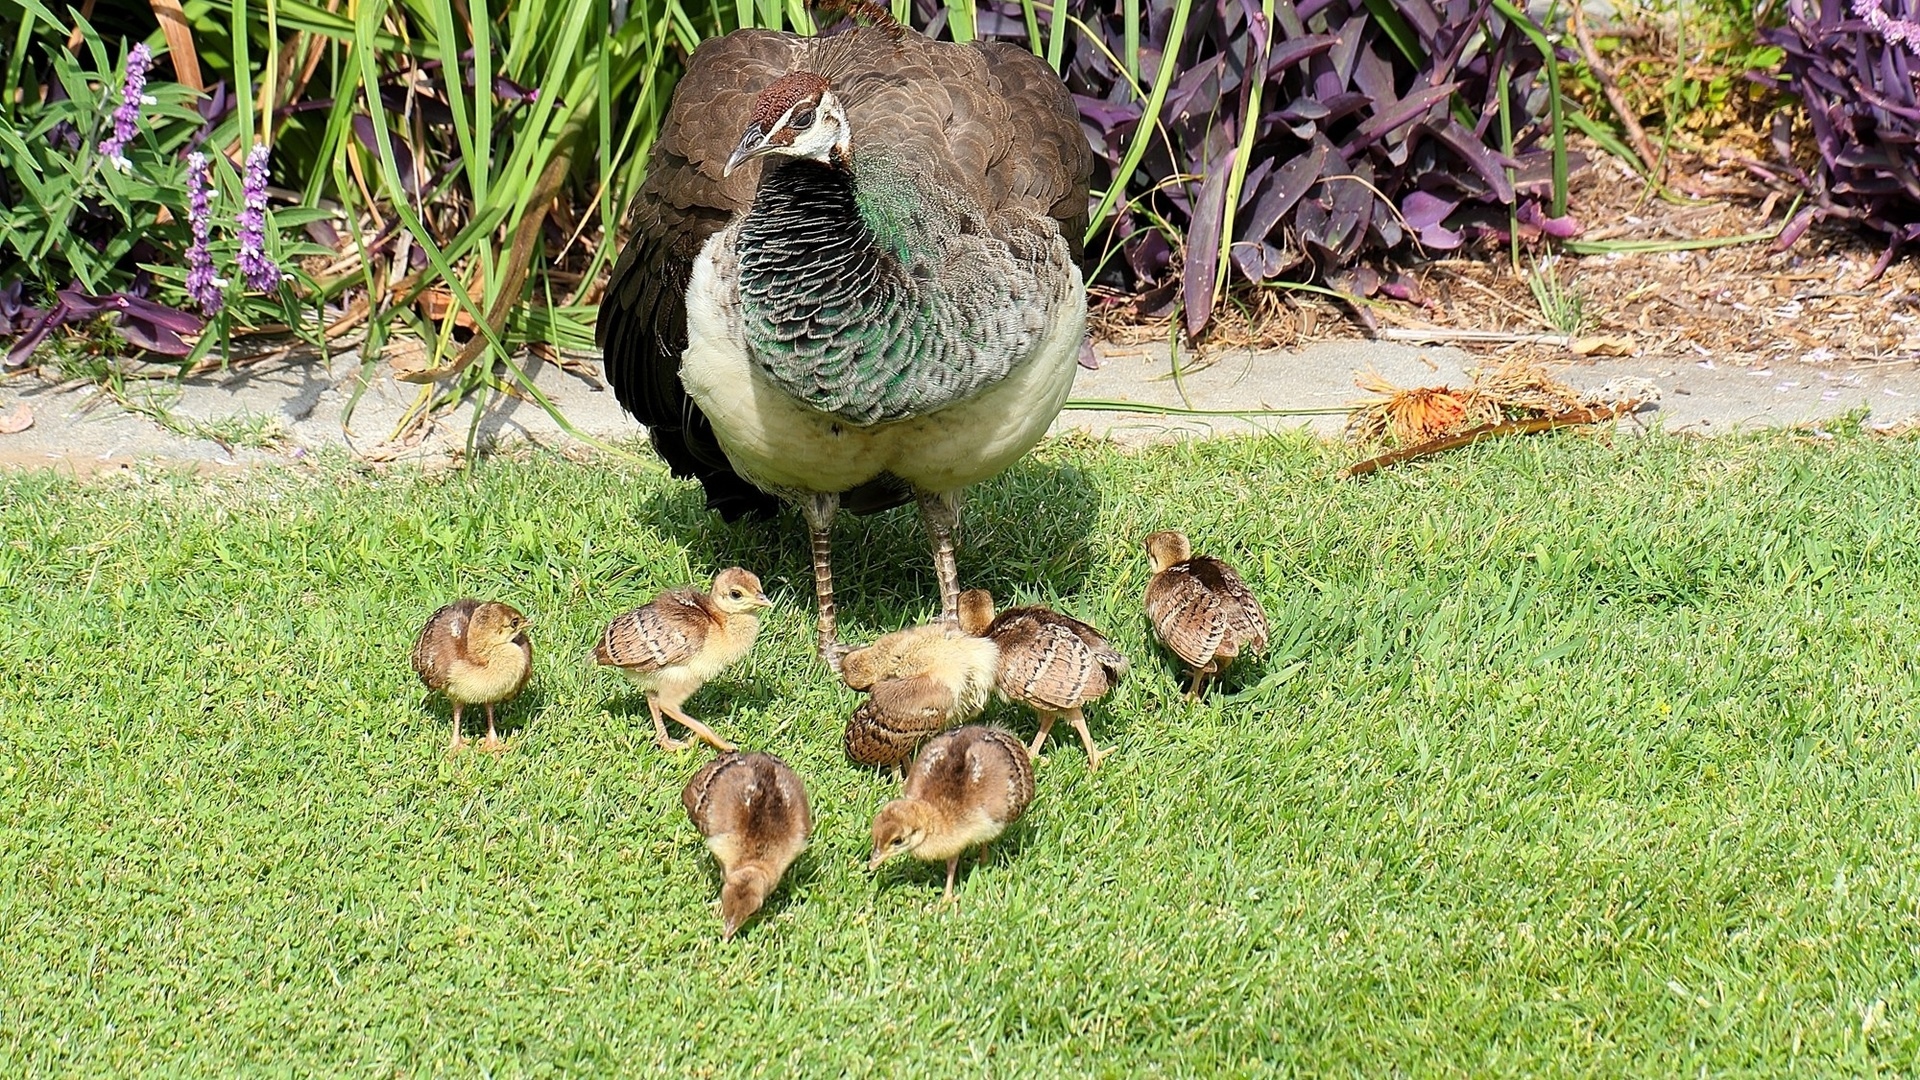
[633,458,1105,638]
[869,822,1038,900]
[419,685,546,742]
[598,683,785,746]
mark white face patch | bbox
[774,90,849,165]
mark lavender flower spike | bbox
[97,43,155,172]
[184,152,225,314]
[237,144,283,292]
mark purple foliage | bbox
[237,145,284,292]
[185,152,225,314]
[4,286,203,367]
[0,281,42,339]
[97,43,154,172]
[1762,0,1920,275]
[941,0,1567,331]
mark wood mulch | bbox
[1090,136,1920,373]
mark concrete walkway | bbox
[2,340,1916,474]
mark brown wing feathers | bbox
[989,608,1125,711]
[684,751,811,850]
[843,675,954,770]
[1148,558,1269,668]
[595,588,713,671]
[1193,556,1270,654]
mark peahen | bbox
[597,10,1092,670]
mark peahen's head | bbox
[724,71,849,176]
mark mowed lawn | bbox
[3,430,1918,1076]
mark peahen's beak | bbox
[723,125,770,177]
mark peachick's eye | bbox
[789,107,816,130]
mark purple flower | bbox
[97,43,155,172]
[237,144,283,292]
[184,152,224,314]
[1855,0,1920,51]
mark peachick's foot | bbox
[666,707,737,754]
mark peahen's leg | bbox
[916,489,963,623]
[803,492,845,674]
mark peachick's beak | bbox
[723,125,770,177]
[752,592,773,609]
[867,849,888,871]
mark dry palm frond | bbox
[1470,359,1590,416]
[1347,369,1501,444]
[1347,360,1593,446]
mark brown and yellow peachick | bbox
[1142,530,1270,698]
[841,621,999,777]
[868,725,1034,900]
[957,589,1126,770]
[594,568,771,752]
[683,751,812,940]
[410,599,532,754]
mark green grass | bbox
[3,431,1919,1075]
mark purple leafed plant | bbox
[5,286,204,368]
[932,0,1570,333]
[1761,0,1920,275]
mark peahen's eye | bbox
[789,106,816,130]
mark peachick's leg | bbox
[663,704,738,753]
[915,489,963,623]
[479,703,507,753]
[1186,665,1211,700]
[803,492,845,673]
[1027,712,1058,759]
[447,702,468,754]
[647,698,691,752]
[943,855,960,901]
[1066,707,1110,771]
